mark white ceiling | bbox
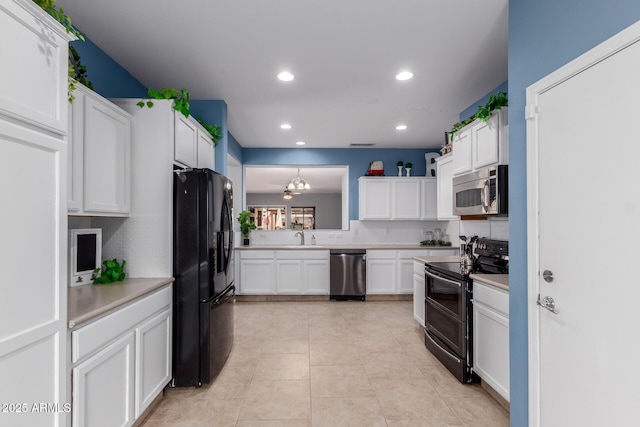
[245,167,346,194]
[57,0,508,150]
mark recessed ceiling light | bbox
[395,125,408,130]
[395,71,414,81]
[296,141,306,146]
[280,124,292,129]
[277,71,295,82]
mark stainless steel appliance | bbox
[172,168,234,387]
[452,165,508,216]
[330,249,366,300]
[424,238,508,383]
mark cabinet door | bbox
[472,113,500,169]
[473,301,510,401]
[197,129,215,170]
[68,92,84,212]
[420,178,438,220]
[452,128,472,176]
[359,178,391,219]
[83,94,131,214]
[436,155,458,220]
[397,258,415,294]
[366,258,396,294]
[413,272,425,326]
[135,309,172,418]
[304,259,330,294]
[0,0,71,134]
[276,259,303,294]
[73,332,135,427]
[240,260,276,294]
[174,113,198,167]
[392,179,421,219]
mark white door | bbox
[527,23,640,427]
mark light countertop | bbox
[412,255,462,263]
[237,244,457,251]
[68,277,174,328]
[470,274,509,291]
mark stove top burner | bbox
[426,238,509,280]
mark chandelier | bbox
[287,168,311,191]
[283,188,292,200]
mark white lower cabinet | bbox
[239,250,329,295]
[367,250,449,294]
[72,332,135,427]
[70,285,172,426]
[366,251,397,294]
[473,280,510,402]
[135,309,172,418]
[239,251,276,294]
[413,261,426,326]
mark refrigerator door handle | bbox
[201,284,235,304]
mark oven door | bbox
[424,269,467,357]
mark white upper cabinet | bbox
[174,113,198,168]
[0,0,73,134]
[452,128,473,176]
[359,177,436,221]
[435,154,458,220]
[68,84,132,216]
[452,108,508,177]
[197,129,215,170]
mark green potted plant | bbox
[93,259,126,284]
[237,210,256,245]
[405,162,412,176]
[397,161,403,176]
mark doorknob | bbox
[537,295,559,314]
[543,270,554,282]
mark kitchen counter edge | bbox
[470,274,509,291]
[68,277,175,328]
[237,244,458,250]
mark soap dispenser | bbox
[311,235,316,245]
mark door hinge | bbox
[525,104,538,120]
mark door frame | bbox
[525,20,640,427]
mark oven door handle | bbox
[425,331,461,363]
[425,270,462,288]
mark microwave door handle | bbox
[481,179,490,213]
[425,270,461,288]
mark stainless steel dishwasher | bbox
[330,249,366,301]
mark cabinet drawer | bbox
[276,250,329,260]
[71,286,172,363]
[240,250,275,259]
[366,250,396,259]
[473,281,508,316]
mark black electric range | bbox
[424,238,508,383]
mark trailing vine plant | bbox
[447,91,508,143]
[32,0,85,41]
[32,0,87,102]
[137,87,191,117]
[197,117,222,145]
[67,45,94,102]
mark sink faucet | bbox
[294,230,305,245]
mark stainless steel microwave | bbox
[452,165,508,216]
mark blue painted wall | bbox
[190,100,229,174]
[459,80,509,121]
[508,1,640,425]
[70,37,147,98]
[243,148,440,221]
[228,133,243,163]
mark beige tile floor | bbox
[141,301,509,427]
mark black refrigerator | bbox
[172,168,234,387]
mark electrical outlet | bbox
[385,227,390,235]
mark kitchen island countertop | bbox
[470,274,509,291]
[68,277,174,328]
